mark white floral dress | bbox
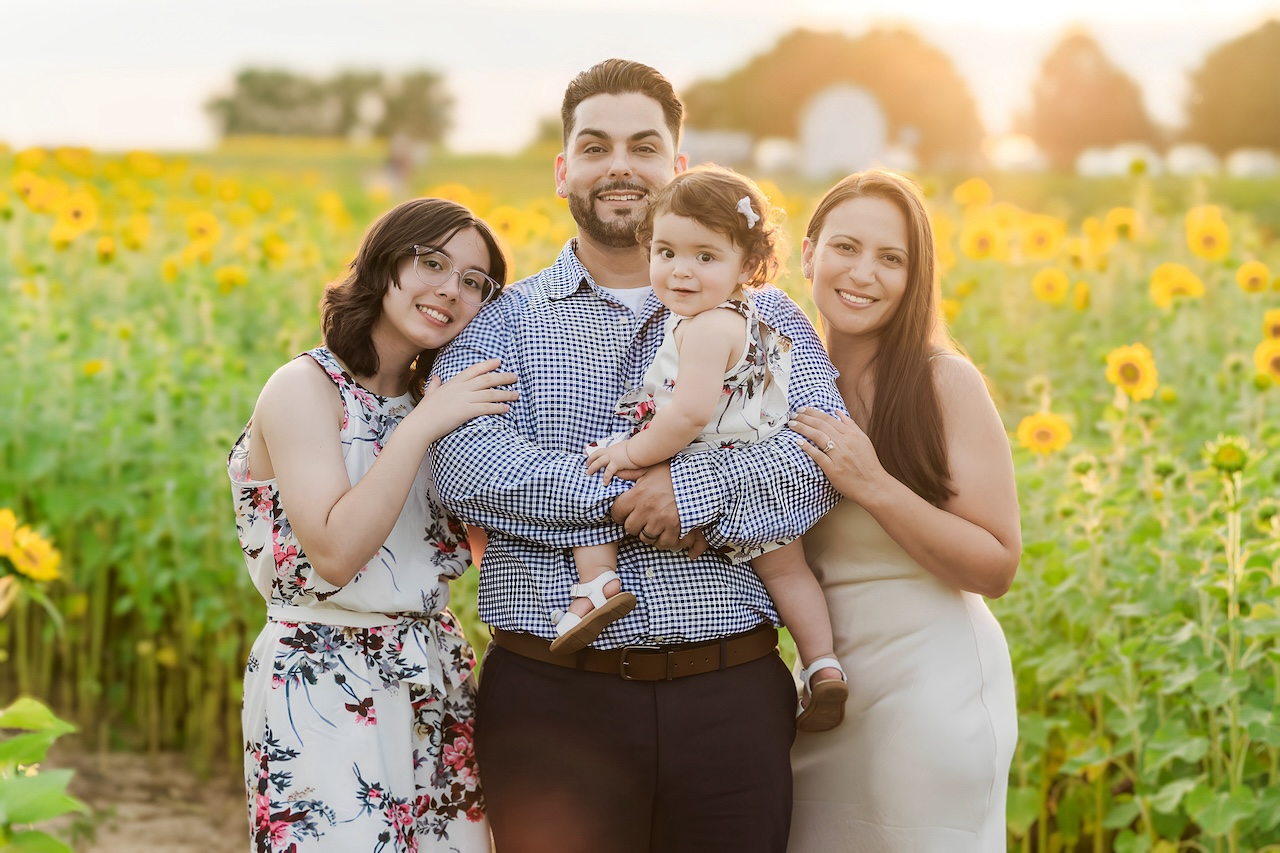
[229,347,488,853]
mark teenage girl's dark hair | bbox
[635,164,784,288]
[806,169,958,506]
[321,198,507,402]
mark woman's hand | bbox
[789,408,890,505]
[414,359,518,441]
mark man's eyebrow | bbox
[575,128,665,145]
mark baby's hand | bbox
[585,442,636,486]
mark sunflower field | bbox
[1,140,1279,852]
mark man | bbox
[431,59,842,853]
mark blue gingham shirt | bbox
[431,241,843,646]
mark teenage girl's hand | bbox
[789,407,892,505]
[585,441,638,486]
[413,359,518,441]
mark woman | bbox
[228,198,518,852]
[787,171,1020,852]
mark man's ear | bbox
[674,152,688,175]
[554,153,568,198]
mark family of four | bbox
[228,58,1022,853]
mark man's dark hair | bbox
[560,58,684,151]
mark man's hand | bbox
[610,464,709,558]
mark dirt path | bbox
[49,747,246,853]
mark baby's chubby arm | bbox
[586,308,744,484]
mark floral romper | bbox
[595,297,794,561]
[228,347,488,853]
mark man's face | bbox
[556,92,686,249]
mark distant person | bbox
[568,165,848,732]
[229,198,517,851]
[430,59,843,851]
[786,170,1020,852]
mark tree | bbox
[206,69,335,137]
[206,68,450,143]
[1024,30,1156,171]
[682,28,984,170]
[1185,19,1280,155]
[377,71,452,146]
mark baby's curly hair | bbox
[635,165,784,288]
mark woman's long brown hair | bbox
[806,170,957,506]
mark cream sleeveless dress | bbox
[788,499,1017,852]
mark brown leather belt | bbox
[490,625,779,681]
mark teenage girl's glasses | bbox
[411,245,503,306]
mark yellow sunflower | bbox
[185,210,222,244]
[1186,208,1230,261]
[1016,412,1072,454]
[1235,260,1270,294]
[1021,215,1066,262]
[1255,338,1280,384]
[214,264,249,294]
[122,214,152,251]
[485,205,532,246]
[959,216,1004,261]
[1264,308,1280,340]
[54,146,95,177]
[951,177,992,208]
[96,235,116,263]
[125,150,166,178]
[1103,207,1141,242]
[427,183,479,211]
[1149,263,1205,309]
[1031,267,1070,305]
[940,298,961,324]
[8,525,61,582]
[55,191,99,235]
[1105,343,1159,401]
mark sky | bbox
[2,0,1279,153]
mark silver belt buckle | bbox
[618,644,663,680]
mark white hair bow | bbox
[736,196,760,229]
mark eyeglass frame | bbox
[410,244,504,306]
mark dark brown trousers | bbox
[474,642,797,853]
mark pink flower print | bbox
[466,805,485,823]
[457,763,480,791]
[267,816,293,846]
[634,399,656,420]
[389,801,414,828]
[272,536,301,574]
[254,793,271,827]
[252,486,274,516]
[441,734,474,772]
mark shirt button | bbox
[645,570,655,579]
[617,315,628,324]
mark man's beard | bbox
[567,182,649,249]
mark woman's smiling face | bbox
[802,195,910,343]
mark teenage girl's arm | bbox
[249,357,517,588]
[789,355,1020,598]
[585,308,744,484]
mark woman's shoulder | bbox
[256,352,343,420]
[928,350,991,400]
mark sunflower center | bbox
[1119,363,1141,383]
[1034,428,1054,443]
